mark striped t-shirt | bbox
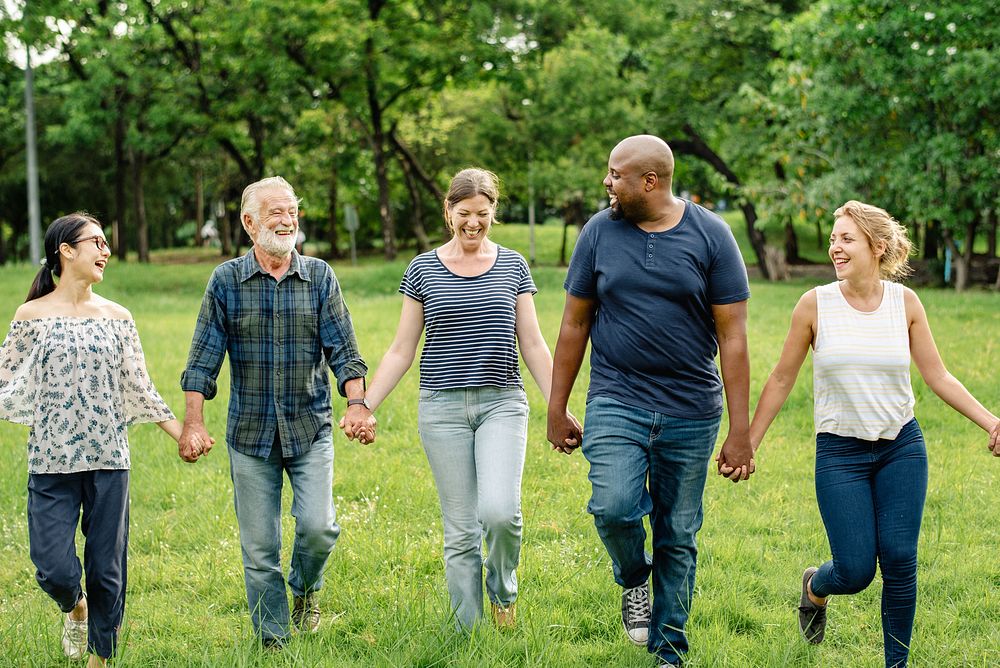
[812,280,914,441]
[400,246,537,390]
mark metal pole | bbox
[527,157,536,266]
[25,46,42,264]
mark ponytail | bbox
[25,259,57,302]
[24,212,102,302]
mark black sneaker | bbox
[798,567,827,644]
[621,582,651,646]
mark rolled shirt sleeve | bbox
[180,271,228,400]
[319,267,368,397]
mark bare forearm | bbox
[520,337,554,404]
[183,391,207,427]
[158,418,183,443]
[366,349,415,411]
[929,372,999,432]
[549,328,588,412]
[749,373,796,449]
[719,340,751,434]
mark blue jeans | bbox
[228,429,340,641]
[582,396,721,666]
[810,418,927,668]
[417,386,529,630]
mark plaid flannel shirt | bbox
[181,250,367,457]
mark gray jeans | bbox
[417,386,529,629]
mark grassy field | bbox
[0,223,998,667]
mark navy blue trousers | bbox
[28,469,129,659]
[810,418,927,668]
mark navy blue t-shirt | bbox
[564,202,750,419]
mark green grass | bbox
[0,225,998,667]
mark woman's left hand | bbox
[988,420,1000,456]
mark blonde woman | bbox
[728,201,999,667]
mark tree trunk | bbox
[130,149,150,263]
[389,129,444,202]
[194,168,204,247]
[923,220,940,260]
[398,151,431,252]
[365,34,396,260]
[113,104,128,261]
[219,197,233,257]
[986,208,997,258]
[784,219,801,264]
[942,222,976,292]
[773,161,802,263]
[668,125,770,279]
[558,199,585,266]
[326,166,342,260]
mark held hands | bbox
[715,431,756,483]
[339,404,377,445]
[988,420,1000,457]
[547,410,583,455]
[178,422,216,463]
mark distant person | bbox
[547,135,752,668]
[0,213,184,668]
[295,228,305,255]
[180,176,372,647]
[352,168,579,630]
[735,201,1000,667]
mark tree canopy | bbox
[1,0,997,286]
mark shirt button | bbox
[647,253,653,258]
[648,244,653,249]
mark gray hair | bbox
[240,176,299,224]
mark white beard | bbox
[255,225,296,256]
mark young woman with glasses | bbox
[0,213,194,667]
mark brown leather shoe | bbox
[490,601,517,629]
[292,593,321,633]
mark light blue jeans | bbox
[418,386,529,630]
[228,429,340,642]
[582,396,721,666]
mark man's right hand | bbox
[179,422,213,463]
[547,410,583,455]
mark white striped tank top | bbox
[399,246,537,390]
[813,280,914,441]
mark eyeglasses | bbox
[74,235,110,252]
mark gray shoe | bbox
[798,567,827,644]
[621,582,651,646]
[292,593,321,633]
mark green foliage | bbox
[1,0,997,284]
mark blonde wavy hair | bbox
[834,200,914,280]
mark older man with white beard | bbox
[180,176,373,647]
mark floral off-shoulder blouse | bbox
[0,318,174,474]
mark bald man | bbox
[547,135,752,668]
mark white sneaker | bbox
[61,611,88,660]
[621,582,651,646]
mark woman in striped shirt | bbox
[357,168,581,630]
[731,201,999,668]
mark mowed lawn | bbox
[0,224,998,667]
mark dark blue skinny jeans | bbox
[810,418,927,668]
